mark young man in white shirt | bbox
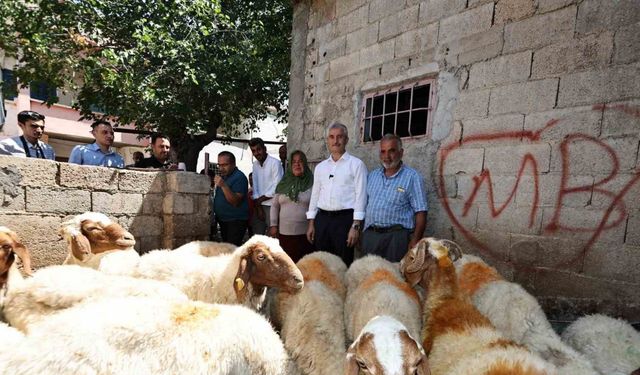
[249,137,284,235]
[306,122,367,266]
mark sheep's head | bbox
[346,316,430,375]
[233,235,304,301]
[0,227,32,288]
[400,238,462,288]
[60,212,136,261]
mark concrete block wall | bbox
[0,156,210,269]
[289,0,640,321]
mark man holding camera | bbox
[213,151,249,245]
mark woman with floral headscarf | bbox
[269,150,315,262]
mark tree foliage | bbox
[0,0,292,169]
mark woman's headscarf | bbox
[275,150,313,202]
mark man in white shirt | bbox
[249,137,284,235]
[0,111,56,160]
[306,122,367,266]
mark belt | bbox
[317,208,353,217]
[367,225,405,233]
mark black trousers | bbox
[314,209,354,266]
[219,219,248,246]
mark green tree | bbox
[0,0,291,170]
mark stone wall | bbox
[289,0,640,321]
[0,156,210,268]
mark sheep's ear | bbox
[344,352,360,375]
[13,242,32,276]
[233,256,251,302]
[70,234,92,260]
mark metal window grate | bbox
[361,78,436,142]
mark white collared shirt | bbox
[306,151,368,220]
[252,154,284,206]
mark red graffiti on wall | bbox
[438,105,640,268]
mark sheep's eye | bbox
[356,360,366,369]
[2,244,12,251]
[256,253,266,261]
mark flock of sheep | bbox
[0,211,638,375]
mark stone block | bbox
[358,38,395,70]
[119,170,165,193]
[627,210,640,246]
[163,193,195,215]
[418,0,467,25]
[457,173,520,207]
[532,269,638,301]
[195,194,212,216]
[92,191,144,214]
[26,187,91,214]
[523,105,602,140]
[165,172,210,194]
[368,0,406,22]
[394,22,438,58]
[583,243,640,283]
[142,193,164,215]
[27,239,68,269]
[379,5,419,42]
[163,214,210,238]
[537,0,574,14]
[329,51,361,80]
[510,234,584,271]
[453,89,490,120]
[495,0,536,25]
[431,199,479,233]
[336,0,367,17]
[531,33,614,79]
[0,186,25,212]
[614,21,640,64]
[336,4,368,36]
[477,203,543,235]
[441,147,485,175]
[120,215,164,238]
[588,172,640,210]
[600,100,640,137]
[558,64,640,108]
[469,51,532,89]
[346,22,379,54]
[576,0,640,36]
[549,135,639,174]
[438,3,493,43]
[484,143,551,174]
[489,79,559,115]
[0,157,57,187]
[462,114,525,138]
[138,236,163,254]
[515,174,593,208]
[541,206,627,245]
[444,27,504,66]
[318,35,346,65]
[0,214,63,247]
[452,227,512,263]
[504,6,576,53]
[314,21,337,46]
[59,163,119,190]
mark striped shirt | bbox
[365,164,427,230]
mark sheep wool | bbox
[275,251,348,375]
[561,314,640,375]
[0,297,291,375]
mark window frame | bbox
[360,77,437,143]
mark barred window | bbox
[361,78,436,142]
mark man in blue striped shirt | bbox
[362,134,427,262]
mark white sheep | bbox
[454,254,598,375]
[172,240,237,257]
[401,238,557,375]
[273,251,348,375]
[346,315,430,375]
[130,234,304,310]
[0,227,31,316]
[2,264,187,332]
[345,255,422,343]
[59,211,139,273]
[561,314,640,375]
[0,296,293,375]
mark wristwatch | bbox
[351,223,361,231]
